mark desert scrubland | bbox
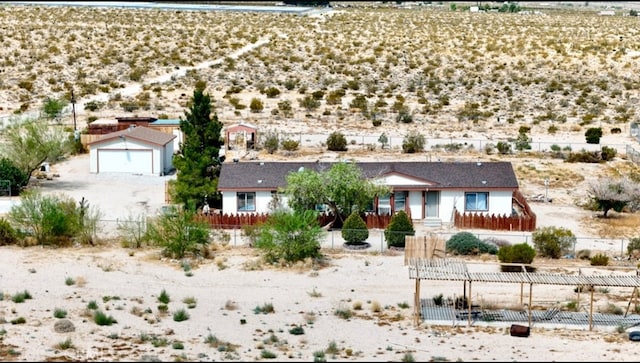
[2,2,640,362]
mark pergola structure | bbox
[407,257,640,331]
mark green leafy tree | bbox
[326,131,347,151]
[341,211,369,245]
[0,158,29,196]
[588,177,640,217]
[145,206,210,258]
[254,210,324,263]
[532,226,576,259]
[384,210,415,248]
[170,84,224,210]
[283,161,390,229]
[0,119,70,181]
[42,97,68,119]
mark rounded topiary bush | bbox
[342,211,369,245]
[326,131,347,151]
[497,243,536,272]
[384,210,415,248]
[446,232,497,256]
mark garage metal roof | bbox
[407,258,640,288]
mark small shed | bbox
[88,126,176,176]
[225,122,257,151]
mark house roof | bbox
[150,119,181,126]
[226,122,258,132]
[217,161,519,191]
[88,126,176,147]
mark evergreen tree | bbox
[170,84,224,210]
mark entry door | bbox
[425,191,439,217]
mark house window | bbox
[378,194,391,215]
[394,191,406,212]
[237,192,256,211]
[465,192,488,211]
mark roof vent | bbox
[477,161,482,166]
[260,162,264,166]
[258,180,263,183]
[482,180,487,184]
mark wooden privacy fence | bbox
[453,190,536,232]
[404,235,446,264]
[197,212,392,229]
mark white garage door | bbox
[97,149,153,174]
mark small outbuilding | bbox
[88,126,176,176]
[225,122,257,151]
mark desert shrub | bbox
[349,94,368,111]
[576,249,591,260]
[298,94,320,111]
[53,308,67,319]
[497,243,536,272]
[627,237,640,258]
[565,150,602,163]
[249,98,264,113]
[0,218,18,246]
[158,289,170,304]
[262,130,279,154]
[590,253,609,266]
[281,139,299,151]
[42,97,67,119]
[496,141,512,154]
[289,326,305,335]
[11,290,32,303]
[532,226,576,259]
[384,211,415,248]
[432,293,444,306]
[401,131,425,153]
[145,208,210,259]
[326,131,347,151]
[84,100,104,112]
[447,232,497,255]
[341,211,369,245]
[254,302,275,314]
[600,146,617,161]
[585,127,603,144]
[173,308,190,322]
[254,210,323,263]
[94,310,116,326]
[0,157,29,196]
[611,127,622,134]
[264,86,281,98]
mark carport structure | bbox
[407,258,640,331]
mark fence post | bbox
[621,239,625,259]
[234,228,237,246]
[331,229,334,249]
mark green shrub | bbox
[600,146,617,161]
[401,131,425,153]
[341,211,369,244]
[627,237,640,257]
[432,293,444,306]
[262,131,279,154]
[384,211,415,248]
[249,98,264,113]
[497,243,536,272]
[253,302,275,314]
[446,232,497,255]
[532,226,576,259]
[87,300,98,310]
[94,310,117,326]
[173,308,190,322]
[590,253,610,266]
[0,218,18,246]
[158,289,170,304]
[11,290,32,303]
[496,141,512,154]
[281,139,299,151]
[264,86,281,98]
[326,131,347,151]
[53,308,67,319]
[289,326,305,335]
[585,127,603,144]
[0,158,29,196]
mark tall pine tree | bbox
[170,84,224,210]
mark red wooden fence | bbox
[453,191,537,232]
[196,212,392,229]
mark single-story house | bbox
[88,126,176,176]
[217,161,522,226]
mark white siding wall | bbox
[221,192,237,215]
[408,191,423,219]
[488,190,513,215]
[255,191,274,214]
[440,191,461,224]
[443,190,513,221]
[90,138,161,175]
[162,142,174,175]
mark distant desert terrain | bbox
[2,2,640,361]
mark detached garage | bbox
[88,126,176,176]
